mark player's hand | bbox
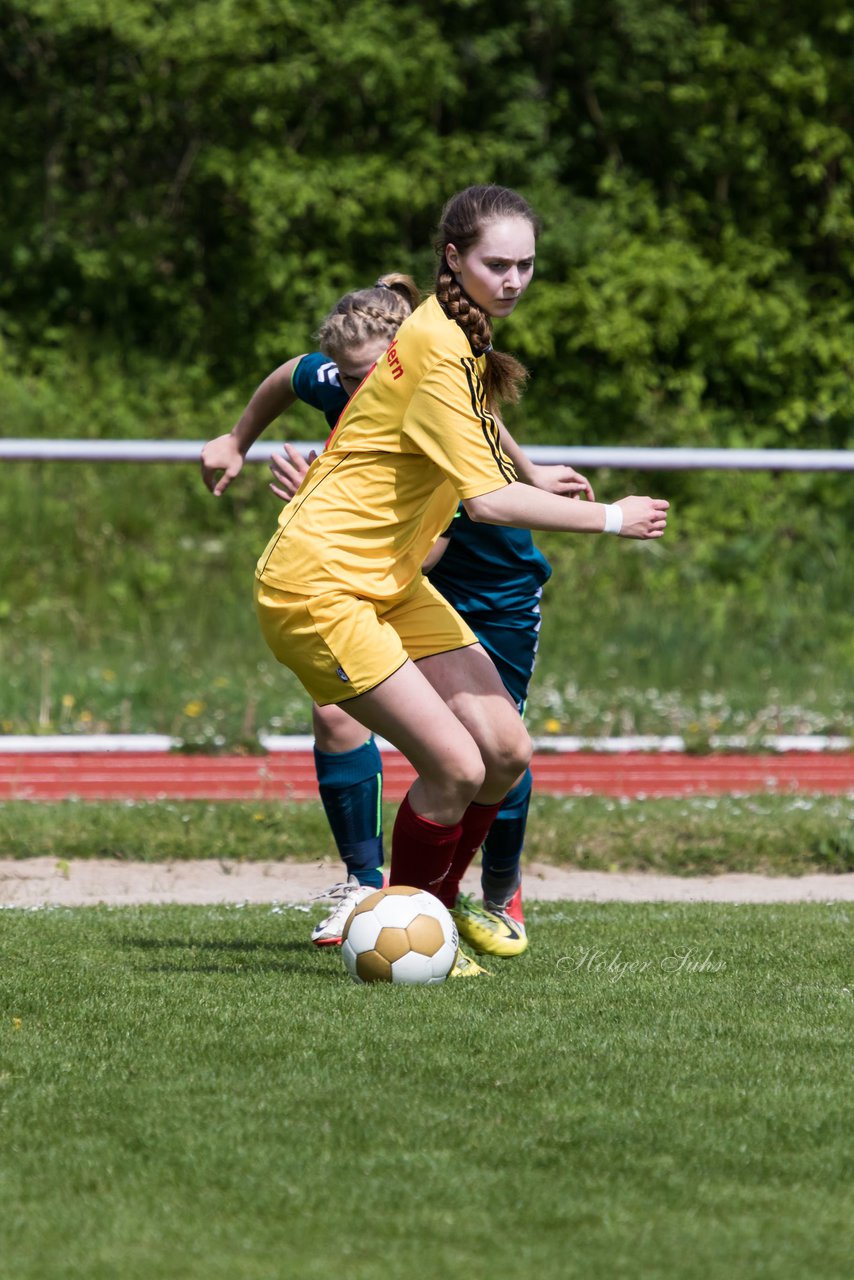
[615,496,670,539]
[201,434,245,496]
[530,463,595,502]
[269,443,315,503]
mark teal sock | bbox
[481,768,531,906]
[314,739,384,888]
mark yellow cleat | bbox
[448,946,494,977]
[451,893,528,958]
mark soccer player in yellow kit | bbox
[254,184,669,975]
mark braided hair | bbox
[316,274,420,365]
[434,185,539,407]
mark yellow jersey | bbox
[255,295,516,599]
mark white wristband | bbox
[603,503,623,535]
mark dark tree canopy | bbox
[3,0,854,448]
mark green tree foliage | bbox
[3,0,854,451]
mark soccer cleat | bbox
[448,947,494,978]
[452,892,528,958]
[310,874,375,946]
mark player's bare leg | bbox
[411,644,531,955]
[414,643,531,806]
[341,651,530,824]
[338,657,515,976]
[339,650,529,971]
[311,701,369,754]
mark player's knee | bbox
[494,723,532,786]
[428,744,486,805]
[450,751,488,800]
[312,702,369,754]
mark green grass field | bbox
[2,459,853,746]
[1,901,851,1280]
[2,793,853,876]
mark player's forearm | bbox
[464,483,669,539]
[230,364,299,453]
[465,481,606,532]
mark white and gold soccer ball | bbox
[340,885,458,985]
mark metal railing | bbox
[1,438,853,471]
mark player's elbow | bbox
[462,492,501,523]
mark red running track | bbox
[1,751,853,801]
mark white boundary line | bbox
[0,733,851,754]
[0,735,175,753]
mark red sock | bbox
[435,800,502,908]
[390,792,462,892]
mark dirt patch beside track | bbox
[1,857,852,908]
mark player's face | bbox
[445,216,536,318]
[338,337,390,397]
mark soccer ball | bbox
[341,886,458,985]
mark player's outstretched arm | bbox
[464,482,669,539]
[201,356,304,496]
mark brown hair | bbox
[434,185,539,406]
[316,273,421,365]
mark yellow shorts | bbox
[254,575,478,705]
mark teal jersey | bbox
[428,506,551,623]
[291,353,348,429]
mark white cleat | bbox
[310,874,376,946]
